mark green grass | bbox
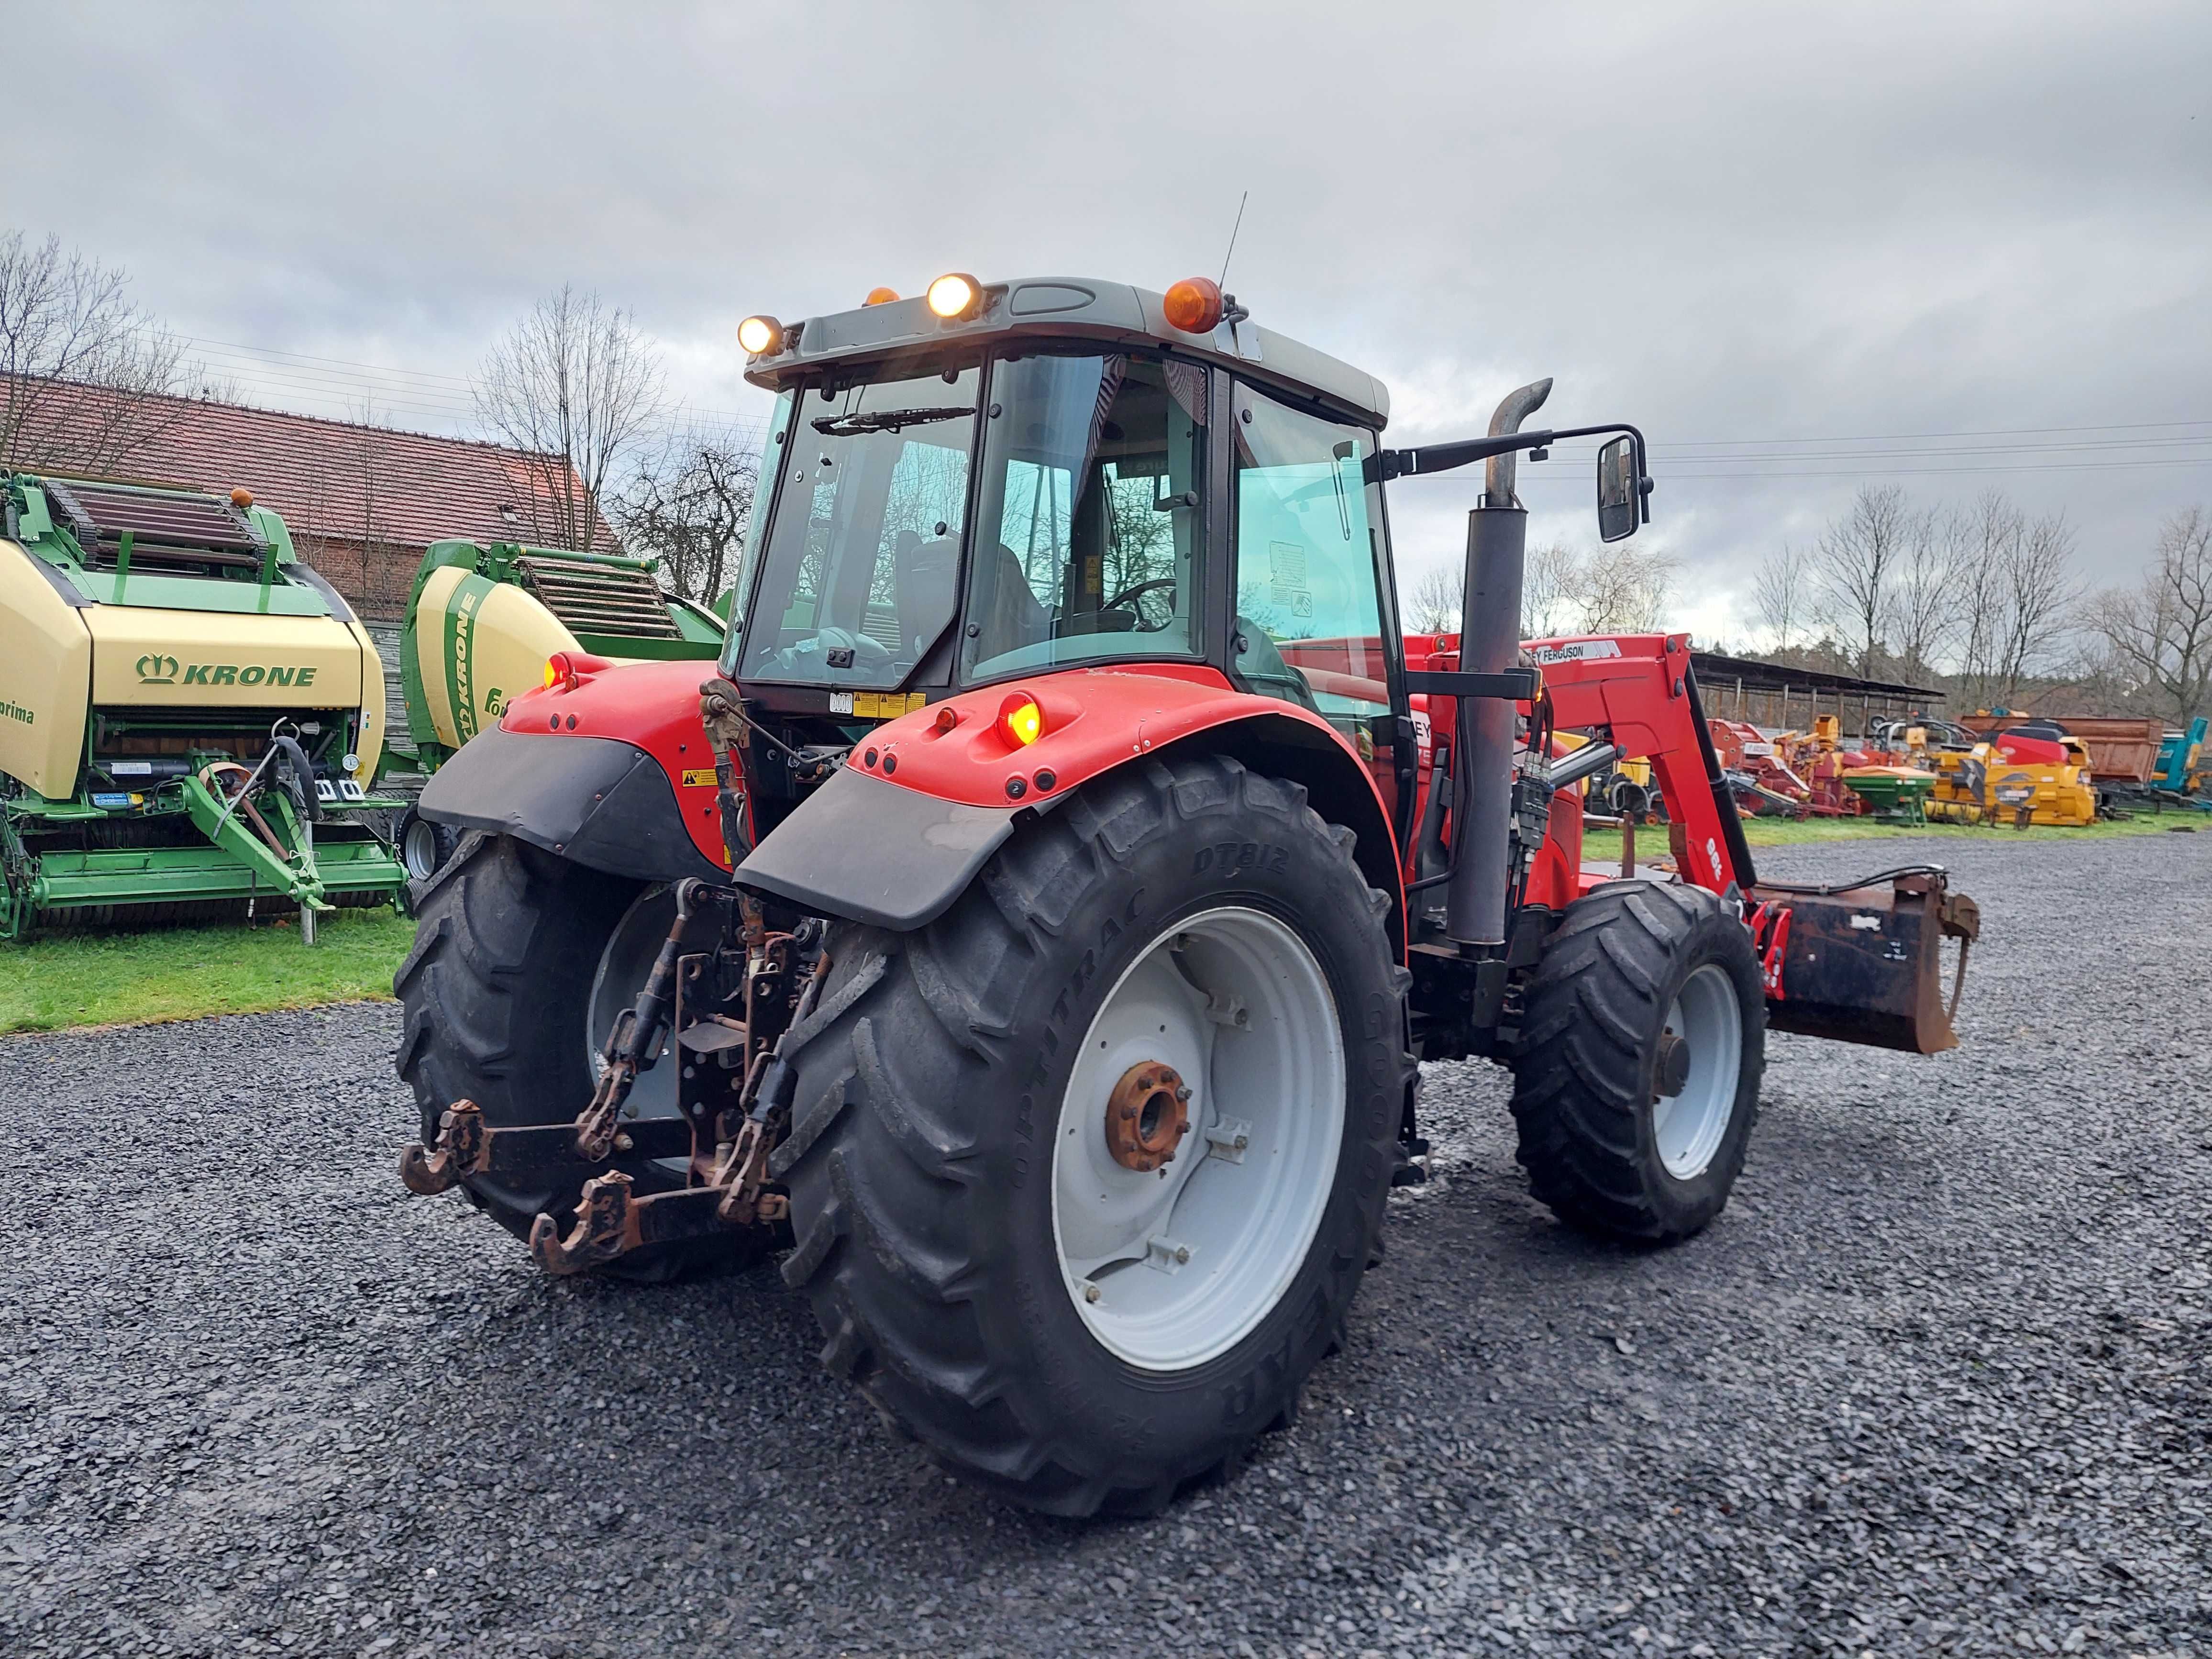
[1580,806,2203,863]
[0,906,413,1034]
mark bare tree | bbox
[1892,506,1959,683]
[474,285,664,553]
[1991,509,2079,703]
[614,429,759,607]
[1403,562,1463,634]
[1752,545,1808,650]
[2081,507,2212,724]
[1951,490,2022,708]
[1522,541,1583,637]
[292,398,414,619]
[1573,540,1678,632]
[0,229,188,473]
[1815,484,1912,677]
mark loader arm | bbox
[1527,632,1755,894]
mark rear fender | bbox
[737,667,1403,951]
[418,657,729,884]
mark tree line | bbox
[1755,483,2210,725]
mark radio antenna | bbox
[1218,190,1249,288]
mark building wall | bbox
[1698,676,1941,738]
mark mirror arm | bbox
[1375,420,1648,495]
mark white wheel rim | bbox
[401,818,440,881]
[587,885,680,1123]
[1050,906,1346,1372]
[1653,962,1743,1180]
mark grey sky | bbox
[8,0,2208,645]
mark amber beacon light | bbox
[1161,276,1225,333]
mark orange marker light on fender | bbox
[996,691,1044,748]
[544,650,613,691]
[1161,276,1224,334]
[863,286,899,306]
[926,272,982,320]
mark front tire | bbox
[1509,879,1764,1242]
[773,754,1412,1515]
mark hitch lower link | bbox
[396,881,823,1276]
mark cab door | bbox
[1225,379,1411,835]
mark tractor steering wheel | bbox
[1103,577,1180,632]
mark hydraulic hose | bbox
[1755,863,1948,896]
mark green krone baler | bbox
[387,538,726,879]
[0,473,409,942]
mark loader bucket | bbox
[1750,872,1979,1054]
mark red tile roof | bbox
[6,379,618,554]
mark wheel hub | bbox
[1654,1031,1692,1097]
[1105,1062,1190,1172]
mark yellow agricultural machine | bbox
[0,472,406,940]
[1926,728,2097,827]
[389,539,725,878]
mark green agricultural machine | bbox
[0,472,409,941]
[387,537,726,879]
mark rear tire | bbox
[393,832,729,1281]
[1509,879,1763,1242]
[773,754,1412,1515]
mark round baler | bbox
[0,472,406,940]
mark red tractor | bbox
[397,273,1978,1515]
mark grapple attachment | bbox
[1749,871,1979,1055]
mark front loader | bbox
[395,273,1980,1516]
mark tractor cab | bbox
[720,277,1415,840]
[718,274,1643,882]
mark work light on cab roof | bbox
[736,314,782,355]
[925,272,982,319]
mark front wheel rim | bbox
[1050,906,1346,1373]
[1653,962,1744,1180]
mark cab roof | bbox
[741,277,1392,430]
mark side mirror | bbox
[1597,434,1642,542]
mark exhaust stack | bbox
[1446,377,1550,948]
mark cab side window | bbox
[1230,384,1394,736]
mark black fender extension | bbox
[416,725,726,885]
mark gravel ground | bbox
[4,830,2209,1658]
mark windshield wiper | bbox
[810,406,972,437]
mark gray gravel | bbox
[4,830,2208,1657]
